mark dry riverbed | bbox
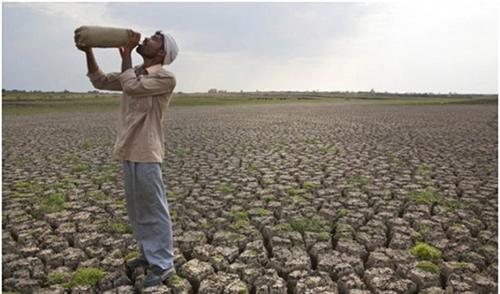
[2,102,498,294]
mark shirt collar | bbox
[144,64,162,74]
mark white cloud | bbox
[2,2,497,93]
[13,2,113,26]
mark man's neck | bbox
[142,58,162,69]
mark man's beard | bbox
[136,45,155,58]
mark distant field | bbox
[2,91,497,115]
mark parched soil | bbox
[2,102,498,294]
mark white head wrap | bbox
[162,33,179,65]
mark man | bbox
[75,28,179,287]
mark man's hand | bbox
[123,29,141,52]
[74,28,91,53]
[121,29,140,73]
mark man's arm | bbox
[120,71,176,97]
[75,30,122,91]
[122,30,141,73]
[84,49,99,75]
[75,28,98,75]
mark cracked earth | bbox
[2,102,498,294]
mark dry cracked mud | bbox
[2,102,498,294]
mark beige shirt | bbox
[88,64,176,163]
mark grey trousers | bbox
[122,160,174,269]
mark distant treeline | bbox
[2,88,497,98]
[2,89,110,94]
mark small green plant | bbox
[86,191,109,201]
[407,188,442,205]
[115,200,125,206]
[12,182,43,197]
[174,147,190,156]
[290,216,326,233]
[315,163,326,170]
[48,271,72,284]
[11,155,31,163]
[168,274,181,285]
[417,223,431,233]
[316,231,330,241]
[86,249,98,259]
[246,249,257,257]
[230,220,250,234]
[376,146,388,153]
[318,146,332,152]
[263,178,275,184]
[33,193,69,218]
[337,209,349,218]
[232,211,248,219]
[486,162,498,173]
[255,208,272,216]
[410,231,424,243]
[61,154,80,163]
[349,176,371,186]
[245,163,255,171]
[336,224,357,239]
[81,139,92,150]
[48,182,64,189]
[106,220,132,234]
[112,249,122,259]
[62,267,105,288]
[124,251,138,263]
[415,164,433,177]
[167,190,183,199]
[218,183,232,193]
[442,199,467,212]
[275,222,293,234]
[228,232,244,241]
[61,175,80,186]
[262,195,275,203]
[285,186,302,196]
[416,261,440,274]
[461,252,475,261]
[12,182,31,189]
[70,163,90,173]
[390,158,404,167]
[292,195,306,203]
[300,139,319,145]
[455,262,469,267]
[303,182,315,188]
[12,191,36,198]
[410,242,442,262]
[94,175,113,186]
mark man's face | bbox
[136,33,164,59]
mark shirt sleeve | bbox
[119,68,176,98]
[87,69,123,91]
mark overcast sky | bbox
[1,2,498,94]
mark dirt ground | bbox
[2,102,498,294]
